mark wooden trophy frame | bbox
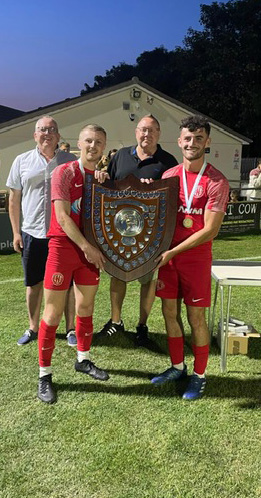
[83,174,179,282]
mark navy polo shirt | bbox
[107,145,177,181]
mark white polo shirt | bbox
[6,147,76,238]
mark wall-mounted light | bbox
[129,113,135,121]
[130,89,142,100]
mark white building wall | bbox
[0,84,244,189]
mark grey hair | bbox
[138,114,160,130]
[35,115,58,131]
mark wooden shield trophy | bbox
[83,174,179,282]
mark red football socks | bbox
[38,319,58,367]
[76,315,93,352]
[167,336,184,365]
[192,343,209,375]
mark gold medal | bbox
[183,217,193,228]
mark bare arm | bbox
[156,209,225,268]
[8,188,23,253]
[54,199,105,270]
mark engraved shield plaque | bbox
[83,174,179,282]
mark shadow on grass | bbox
[93,330,204,355]
[93,332,261,360]
[56,372,261,405]
[236,401,261,409]
[93,329,167,355]
[57,331,261,361]
[57,330,169,354]
[56,333,68,340]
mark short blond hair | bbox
[79,124,106,140]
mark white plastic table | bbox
[209,261,261,372]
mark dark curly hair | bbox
[180,115,211,136]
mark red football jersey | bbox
[162,163,229,254]
[47,161,93,237]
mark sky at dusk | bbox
[0,0,215,112]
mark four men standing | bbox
[6,113,229,402]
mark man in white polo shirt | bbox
[6,115,77,346]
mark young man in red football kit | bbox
[37,124,109,404]
[152,115,229,400]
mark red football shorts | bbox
[44,237,99,290]
[156,250,212,307]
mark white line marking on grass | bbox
[215,256,261,261]
[0,278,23,284]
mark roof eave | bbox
[0,78,252,144]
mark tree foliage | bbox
[80,0,261,155]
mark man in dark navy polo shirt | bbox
[98,114,177,346]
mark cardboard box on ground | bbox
[217,317,261,355]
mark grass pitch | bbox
[0,232,260,498]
